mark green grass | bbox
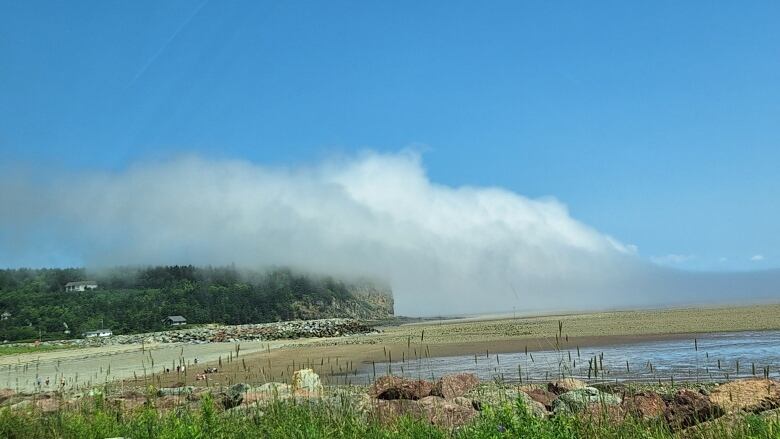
[0,344,77,356]
[2,394,780,438]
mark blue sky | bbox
[1,1,779,271]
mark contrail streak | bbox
[127,0,210,88]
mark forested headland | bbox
[0,266,393,342]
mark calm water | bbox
[336,330,780,385]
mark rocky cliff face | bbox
[292,281,394,320]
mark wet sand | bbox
[157,303,780,387]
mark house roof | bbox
[66,281,97,287]
[166,315,187,322]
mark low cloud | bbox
[1,151,778,315]
[751,255,765,261]
[650,254,695,266]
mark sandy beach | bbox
[4,304,780,392]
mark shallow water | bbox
[340,330,780,385]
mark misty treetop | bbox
[0,266,392,342]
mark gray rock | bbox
[157,386,194,397]
[469,387,547,419]
[552,387,621,414]
[221,383,250,409]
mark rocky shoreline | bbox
[4,370,780,435]
[32,318,377,347]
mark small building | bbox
[0,311,10,321]
[83,329,112,338]
[65,281,98,292]
[163,315,187,326]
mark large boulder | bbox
[372,396,477,428]
[548,378,588,395]
[292,369,323,397]
[578,404,626,425]
[709,379,780,414]
[431,373,480,399]
[372,399,425,423]
[552,387,621,414]
[418,396,479,428]
[370,376,433,400]
[664,389,723,430]
[621,391,666,420]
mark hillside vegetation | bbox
[0,266,393,342]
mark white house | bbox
[83,329,112,338]
[65,281,98,292]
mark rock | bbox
[451,396,474,409]
[221,383,250,409]
[709,378,780,414]
[372,399,425,423]
[254,383,292,398]
[523,388,556,410]
[370,376,434,400]
[431,373,480,399]
[548,378,588,395]
[372,396,477,428]
[157,386,194,397]
[9,400,33,411]
[292,369,323,397]
[34,398,62,413]
[156,395,190,411]
[469,387,546,419]
[664,389,723,430]
[244,383,293,405]
[578,404,626,424]
[65,318,378,346]
[516,391,549,419]
[621,391,666,420]
[418,396,479,428]
[111,394,147,411]
[552,387,621,414]
[0,389,16,405]
[591,382,629,395]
